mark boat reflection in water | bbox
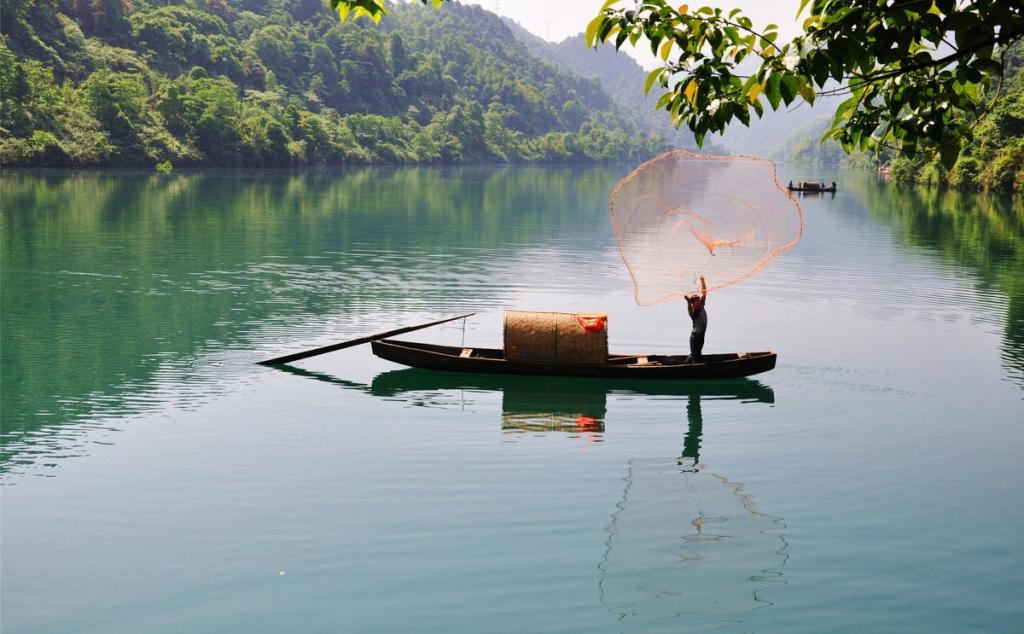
[370,369,615,437]
[600,389,789,631]
[278,365,787,628]
[367,370,776,438]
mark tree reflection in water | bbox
[853,177,1024,388]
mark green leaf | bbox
[659,39,673,60]
[654,91,673,111]
[850,126,862,149]
[671,93,686,120]
[614,27,630,49]
[585,15,604,47]
[809,54,830,86]
[779,74,798,105]
[798,80,816,105]
[962,81,979,102]
[644,68,663,96]
[334,0,388,22]
[597,17,616,43]
[765,74,782,110]
[735,102,751,126]
[939,139,960,169]
[971,59,1002,76]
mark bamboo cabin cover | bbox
[503,310,608,365]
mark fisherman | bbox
[685,275,708,363]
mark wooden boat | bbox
[371,339,776,379]
[787,181,837,193]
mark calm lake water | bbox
[2,166,1022,633]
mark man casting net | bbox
[610,151,803,306]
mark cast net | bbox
[610,150,803,305]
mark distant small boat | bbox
[371,339,777,380]
[787,180,837,193]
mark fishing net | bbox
[610,151,803,305]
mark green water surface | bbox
[2,166,1022,633]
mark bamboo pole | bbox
[257,313,475,365]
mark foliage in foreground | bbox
[0,1,666,167]
[888,44,1024,193]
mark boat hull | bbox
[787,186,836,193]
[371,339,776,380]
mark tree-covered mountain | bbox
[503,24,700,151]
[0,0,668,167]
[503,23,842,159]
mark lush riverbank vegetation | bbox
[887,43,1024,194]
[778,42,1024,194]
[0,1,668,167]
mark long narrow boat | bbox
[371,339,776,379]
[787,183,837,193]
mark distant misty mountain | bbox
[504,18,841,159]
[713,56,842,159]
[504,21,702,150]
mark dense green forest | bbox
[0,0,668,167]
[887,41,1024,194]
[502,23,704,152]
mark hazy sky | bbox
[462,0,804,68]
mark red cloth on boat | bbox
[576,313,608,333]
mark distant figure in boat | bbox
[787,180,838,193]
[686,275,708,363]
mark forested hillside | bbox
[503,24,699,150]
[775,42,1024,193]
[887,42,1024,193]
[508,25,852,159]
[0,0,668,167]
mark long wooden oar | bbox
[257,313,475,366]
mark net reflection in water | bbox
[600,458,788,631]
